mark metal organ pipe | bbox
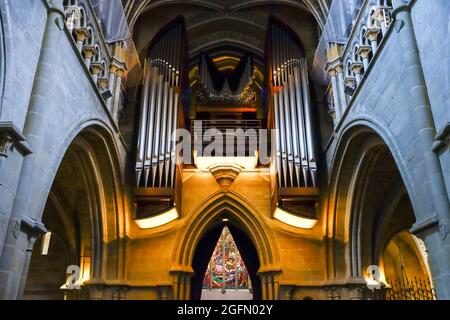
[136,21,185,188]
[270,22,317,188]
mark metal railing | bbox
[190,120,265,157]
[385,277,436,300]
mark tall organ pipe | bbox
[268,21,317,188]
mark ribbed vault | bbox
[125,0,330,62]
[124,0,331,30]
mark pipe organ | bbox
[197,54,256,105]
[267,21,317,188]
[135,20,186,188]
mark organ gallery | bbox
[0,0,448,302]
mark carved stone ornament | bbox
[209,164,242,191]
[0,134,14,158]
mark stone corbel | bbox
[0,122,32,160]
[20,216,47,248]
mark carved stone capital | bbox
[350,62,364,74]
[0,122,32,158]
[357,45,372,59]
[364,27,381,41]
[73,27,89,42]
[82,45,97,59]
[90,62,103,75]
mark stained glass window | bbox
[202,226,250,291]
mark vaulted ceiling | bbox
[123,0,331,63]
[124,0,331,30]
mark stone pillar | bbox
[327,68,342,121]
[0,123,31,276]
[364,28,381,55]
[112,68,124,122]
[336,64,347,111]
[90,62,103,85]
[350,62,364,84]
[110,43,127,122]
[0,123,30,171]
[259,270,281,300]
[393,0,450,299]
[16,217,47,299]
[357,45,372,71]
[170,270,193,300]
[325,43,345,122]
[107,66,117,111]
[0,0,65,300]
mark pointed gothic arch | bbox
[171,191,281,300]
[325,122,431,298]
[24,124,127,299]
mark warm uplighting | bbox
[274,207,318,229]
[135,207,179,229]
[194,151,259,171]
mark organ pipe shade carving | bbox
[266,19,318,188]
[135,19,187,188]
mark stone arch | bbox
[171,191,281,300]
[24,122,126,299]
[326,120,422,283]
[0,0,12,116]
[0,8,5,114]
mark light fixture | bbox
[194,150,259,171]
[41,232,52,255]
[135,207,179,229]
[222,218,229,222]
[274,207,318,229]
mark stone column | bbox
[325,43,344,122]
[16,217,47,299]
[0,0,65,300]
[350,62,364,84]
[364,28,381,55]
[110,43,127,122]
[335,64,347,111]
[90,62,103,85]
[326,68,342,122]
[107,65,117,111]
[0,123,31,256]
[82,45,96,70]
[112,68,124,122]
[357,45,372,71]
[393,0,450,299]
